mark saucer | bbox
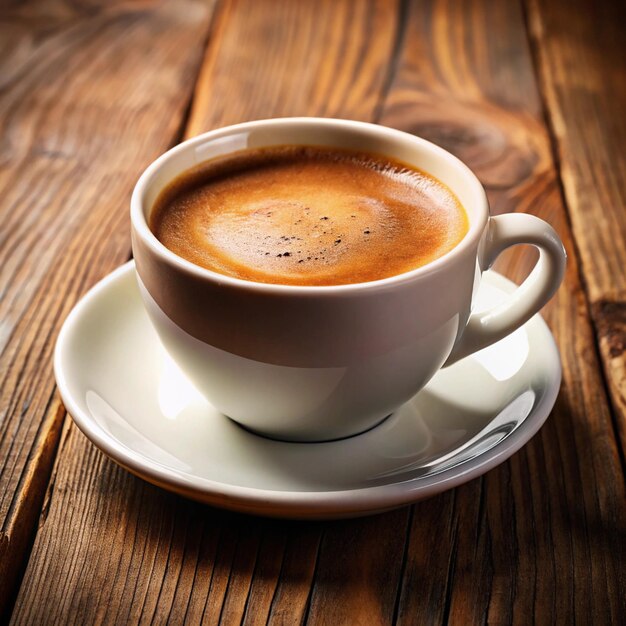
[55,262,561,519]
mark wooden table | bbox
[1,0,624,623]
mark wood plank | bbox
[0,0,217,619]
[378,1,626,623]
[525,0,626,462]
[185,0,400,134]
[9,0,403,623]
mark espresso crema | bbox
[150,145,469,286]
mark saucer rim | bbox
[55,261,562,518]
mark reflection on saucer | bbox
[469,279,531,381]
[86,390,192,472]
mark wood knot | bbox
[592,300,626,358]
[384,99,545,189]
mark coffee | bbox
[150,146,468,286]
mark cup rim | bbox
[131,117,489,293]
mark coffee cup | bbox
[131,118,566,442]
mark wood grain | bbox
[9,1,404,624]
[0,0,217,618]
[380,0,625,623]
[525,0,626,462]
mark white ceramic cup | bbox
[131,118,566,442]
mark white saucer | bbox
[55,262,561,519]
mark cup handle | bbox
[444,213,566,366]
